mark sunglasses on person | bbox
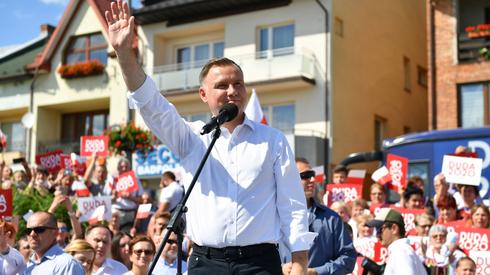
[133,249,155,256]
[167,239,177,245]
[300,170,315,180]
[26,226,57,235]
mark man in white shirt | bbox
[158,171,183,213]
[85,224,128,275]
[153,231,188,274]
[366,208,427,275]
[104,1,312,274]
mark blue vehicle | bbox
[340,127,490,205]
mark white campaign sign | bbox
[442,155,483,186]
[77,196,112,222]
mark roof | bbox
[26,0,137,72]
[134,0,292,26]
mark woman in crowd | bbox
[369,183,387,205]
[348,199,369,240]
[467,204,490,228]
[421,225,465,275]
[111,231,133,269]
[124,235,156,275]
[436,194,460,224]
[64,239,96,275]
[414,213,435,237]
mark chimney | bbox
[40,24,55,37]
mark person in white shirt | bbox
[0,221,26,275]
[158,171,183,213]
[85,224,128,275]
[104,1,313,274]
[367,208,427,275]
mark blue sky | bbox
[0,0,141,48]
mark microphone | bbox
[200,103,239,135]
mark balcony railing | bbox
[458,33,490,63]
[152,48,316,92]
[37,141,80,154]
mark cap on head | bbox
[366,208,404,229]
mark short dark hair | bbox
[295,157,310,165]
[333,165,348,175]
[199,57,243,84]
[128,235,156,254]
[403,185,424,201]
[111,231,132,264]
[384,221,405,238]
[436,194,457,210]
[162,171,176,182]
[85,224,113,240]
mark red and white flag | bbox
[346,169,366,185]
[245,89,267,124]
[311,166,325,183]
[88,205,106,224]
[136,203,152,219]
[371,166,392,185]
[71,180,90,197]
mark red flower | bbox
[115,140,122,147]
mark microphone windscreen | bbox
[220,103,239,122]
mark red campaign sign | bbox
[390,206,425,233]
[354,237,377,259]
[443,220,467,235]
[454,226,490,254]
[35,150,64,173]
[80,136,109,157]
[326,183,363,207]
[116,171,139,196]
[60,154,71,170]
[347,256,365,275]
[386,154,408,192]
[0,189,13,217]
[372,241,388,264]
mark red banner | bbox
[116,171,139,196]
[35,150,64,173]
[387,154,408,192]
[372,241,388,264]
[326,183,363,206]
[454,226,490,254]
[60,154,71,170]
[0,189,13,217]
[80,136,109,157]
[390,206,425,233]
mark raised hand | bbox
[105,0,134,53]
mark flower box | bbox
[106,122,154,156]
[466,24,490,39]
[58,60,105,79]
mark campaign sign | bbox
[372,241,388,265]
[60,154,71,170]
[387,154,408,191]
[80,136,109,157]
[133,145,181,178]
[455,226,490,254]
[0,189,12,217]
[469,250,490,275]
[35,150,64,173]
[442,155,483,186]
[326,183,363,206]
[354,237,377,259]
[77,196,112,222]
[116,171,139,196]
[390,207,425,233]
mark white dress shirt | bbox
[384,238,427,275]
[159,181,184,211]
[0,246,26,275]
[128,76,313,252]
[92,258,128,275]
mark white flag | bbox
[245,89,267,124]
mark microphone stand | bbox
[147,125,222,275]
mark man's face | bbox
[95,166,106,182]
[163,233,178,262]
[377,223,397,247]
[455,259,476,275]
[56,221,70,247]
[296,161,315,200]
[199,65,246,118]
[26,213,57,256]
[461,185,477,203]
[415,219,432,236]
[85,227,111,264]
[370,187,386,204]
[332,172,346,184]
[154,217,169,236]
[406,194,424,209]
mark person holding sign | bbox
[105,1,313,274]
[366,208,427,275]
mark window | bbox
[61,111,109,143]
[262,104,295,134]
[417,66,427,88]
[65,32,107,65]
[176,41,224,70]
[374,116,386,150]
[334,17,344,37]
[258,24,294,58]
[0,121,25,152]
[403,57,411,92]
[459,83,489,128]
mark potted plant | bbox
[106,122,154,157]
[58,59,105,79]
[465,24,490,39]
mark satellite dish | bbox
[21,112,34,129]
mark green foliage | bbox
[106,122,154,156]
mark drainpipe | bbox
[315,0,330,177]
[27,66,40,163]
[429,0,437,130]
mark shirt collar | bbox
[30,244,63,263]
[242,115,256,132]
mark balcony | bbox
[37,140,79,154]
[458,33,490,63]
[152,48,316,93]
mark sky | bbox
[0,0,142,48]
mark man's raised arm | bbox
[105,0,146,91]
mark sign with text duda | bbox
[386,154,408,192]
[326,183,363,207]
[116,171,139,196]
[0,189,12,217]
[455,226,490,254]
[80,136,109,157]
[77,196,112,222]
[469,250,490,275]
[442,155,483,186]
[35,150,64,173]
[390,206,425,233]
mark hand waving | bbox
[105,0,134,53]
